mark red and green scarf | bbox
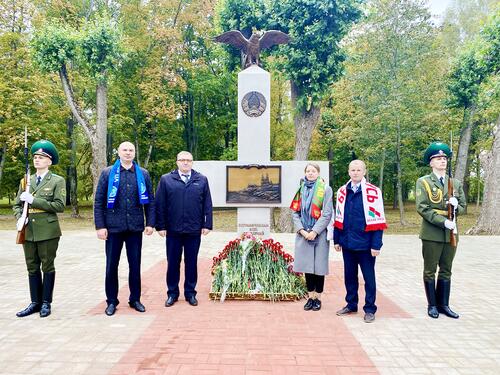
[290,178,326,219]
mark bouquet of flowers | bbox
[210,232,307,302]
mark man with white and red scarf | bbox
[332,160,387,323]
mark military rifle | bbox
[16,126,30,244]
[447,152,457,247]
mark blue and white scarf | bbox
[107,160,149,208]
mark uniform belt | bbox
[433,209,447,215]
[28,209,47,214]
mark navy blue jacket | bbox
[333,182,383,251]
[94,165,155,233]
[155,169,213,235]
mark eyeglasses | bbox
[177,159,193,162]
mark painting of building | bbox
[226,165,281,204]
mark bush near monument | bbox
[210,233,307,301]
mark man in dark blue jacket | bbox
[155,151,213,307]
[94,141,155,316]
[333,160,386,323]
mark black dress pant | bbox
[105,231,142,305]
[166,233,201,299]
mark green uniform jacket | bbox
[415,173,466,243]
[13,171,66,242]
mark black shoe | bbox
[165,296,178,307]
[436,279,459,319]
[336,306,357,316]
[105,304,116,316]
[129,301,146,312]
[303,298,314,311]
[312,299,322,311]
[186,296,198,306]
[16,302,41,318]
[427,305,439,318]
[39,302,51,318]
[364,312,375,323]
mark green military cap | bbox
[31,140,59,165]
[423,142,451,164]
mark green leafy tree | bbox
[31,13,123,194]
[468,9,500,234]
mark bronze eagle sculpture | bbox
[214,30,290,68]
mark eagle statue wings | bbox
[214,30,290,68]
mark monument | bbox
[195,31,328,237]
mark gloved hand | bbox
[16,217,28,231]
[20,192,34,204]
[444,219,456,230]
[447,196,458,208]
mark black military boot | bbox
[40,272,55,318]
[16,272,42,317]
[436,279,459,319]
[424,279,439,318]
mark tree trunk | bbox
[378,146,386,190]
[476,153,481,210]
[144,121,156,169]
[467,115,500,234]
[276,81,321,232]
[92,81,108,195]
[66,117,79,217]
[58,66,107,197]
[396,120,406,225]
[0,143,6,189]
[454,106,475,186]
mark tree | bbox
[468,9,500,234]
[270,0,362,160]
[326,0,447,224]
[0,0,66,198]
[31,14,123,194]
[446,48,486,188]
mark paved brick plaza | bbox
[0,231,499,374]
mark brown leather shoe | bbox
[336,306,357,316]
[364,313,375,323]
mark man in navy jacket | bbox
[334,160,384,323]
[155,151,213,307]
[94,142,155,316]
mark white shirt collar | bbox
[178,170,191,178]
[432,172,446,180]
[36,171,49,180]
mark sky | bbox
[427,0,453,17]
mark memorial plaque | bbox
[226,165,281,204]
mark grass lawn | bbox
[0,200,481,234]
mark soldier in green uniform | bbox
[416,142,466,319]
[13,140,66,318]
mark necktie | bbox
[439,177,444,186]
[353,184,358,193]
[36,176,41,186]
[182,174,189,183]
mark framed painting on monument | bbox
[226,165,281,204]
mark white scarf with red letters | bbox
[333,177,387,232]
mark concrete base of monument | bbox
[237,207,271,237]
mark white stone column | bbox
[237,65,271,236]
[238,65,270,163]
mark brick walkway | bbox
[1,231,499,374]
